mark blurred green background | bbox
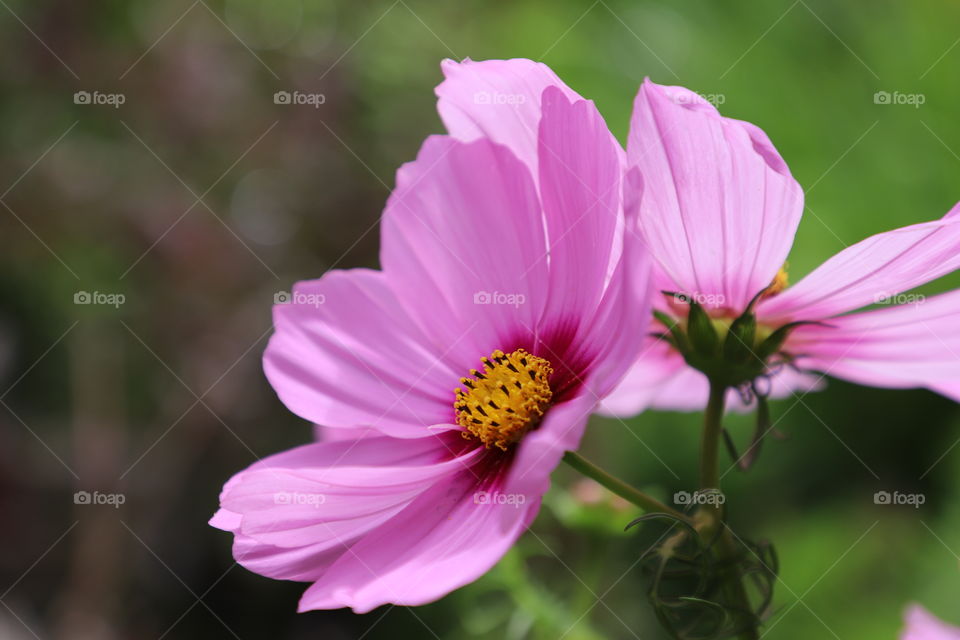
[1,0,959,638]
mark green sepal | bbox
[653,309,691,353]
[755,320,828,361]
[722,309,757,364]
[686,300,720,357]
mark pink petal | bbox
[599,338,694,415]
[628,79,803,312]
[312,424,377,442]
[298,459,536,613]
[760,203,960,320]
[211,435,479,583]
[566,168,654,398]
[264,269,458,438]
[787,289,960,398]
[928,380,960,403]
[538,87,623,318]
[436,58,582,177]
[533,96,649,396]
[902,605,960,640]
[505,393,596,500]
[380,135,550,372]
[293,397,595,613]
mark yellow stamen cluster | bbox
[454,349,553,451]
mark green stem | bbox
[562,451,690,522]
[699,380,727,493]
[717,528,758,640]
[698,379,758,640]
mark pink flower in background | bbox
[902,605,960,640]
[602,79,960,416]
[212,60,651,613]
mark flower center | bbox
[454,349,553,451]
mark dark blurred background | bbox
[1,1,959,638]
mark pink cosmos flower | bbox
[602,79,960,416]
[211,59,651,613]
[902,605,960,640]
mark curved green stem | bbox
[562,451,690,522]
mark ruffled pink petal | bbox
[380,135,550,374]
[436,58,582,177]
[786,289,960,399]
[901,605,960,640]
[298,459,536,613]
[760,203,960,321]
[628,79,803,312]
[210,435,479,583]
[263,269,458,438]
